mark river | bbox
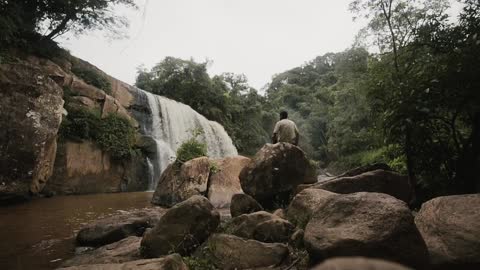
[0,192,153,270]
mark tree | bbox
[0,0,136,44]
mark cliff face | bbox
[0,54,149,205]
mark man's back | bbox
[273,119,299,145]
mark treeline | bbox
[137,0,480,203]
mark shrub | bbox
[175,128,208,164]
[71,63,111,93]
[59,106,136,159]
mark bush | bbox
[175,128,208,164]
[71,62,111,93]
[59,106,136,159]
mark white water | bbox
[142,91,238,189]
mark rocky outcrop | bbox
[240,143,316,208]
[312,169,413,203]
[151,157,211,207]
[58,255,188,270]
[0,61,64,204]
[286,188,337,228]
[76,207,165,247]
[312,257,413,270]
[230,193,263,217]
[202,233,288,269]
[152,156,251,208]
[45,141,149,195]
[304,192,429,268]
[141,195,220,258]
[207,156,250,208]
[63,237,142,266]
[415,194,480,267]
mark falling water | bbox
[135,89,237,189]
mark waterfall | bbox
[133,89,238,190]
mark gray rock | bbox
[286,188,337,228]
[57,254,188,270]
[141,195,220,257]
[253,218,295,243]
[230,193,263,218]
[304,192,429,268]
[312,257,413,270]
[415,194,480,267]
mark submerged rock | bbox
[230,193,263,218]
[304,192,429,268]
[203,233,288,269]
[415,194,480,267]
[312,257,413,270]
[76,207,165,247]
[239,143,316,208]
[141,195,220,258]
[57,255,188,270]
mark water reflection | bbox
[0,192,152,270]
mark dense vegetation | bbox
[137,0,480,203]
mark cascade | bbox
[134,89,238,189]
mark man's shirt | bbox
[273,119,299,144]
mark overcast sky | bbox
[57,0,459,90]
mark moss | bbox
[59,106,137,159]
[183,256,217,270]
[71,60,111,93]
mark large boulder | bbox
[415,194,480,267]
[253,218,295,243]
[230,193,263,218]
[207,156,250,208]
[57,255,187,270]
[225,211,278,239]
[151,157,211,207]
[0,62,64,204]
[239,143,316,208]
[203,233,288,269]
[312,257,413,270]
[313,169,413,203]
[286,188,337,228]
[45,141,150,195]
[141,195,220,258]
[335,163,393,178]
[304,192,429,268]
[63,237,142,266]
[76,207,165,247]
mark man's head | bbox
[280,110,288,120]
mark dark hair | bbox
[280,110,288,119]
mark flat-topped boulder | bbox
[312,257,413,270]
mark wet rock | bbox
[253,218,295,243]
[0,62,64,204]
[240,143,316,208]
[204,233,288,269]
[312,257,413,270]
[286,188,337,228]
[57,254,188,270]
[141,195,220,258]
[304,192,429,268]
[76,207,165,247]
[207,156,251,208]
[63,237,141,266]
[313,170,413,203]
[415,194,480,267]
[230,193,263,218]
[151,157,211,207]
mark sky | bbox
[57,0,459,90]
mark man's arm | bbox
[272,122,279,144]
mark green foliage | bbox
[175,129,208,164]
[71,62,112,93]
[59,106,136,159]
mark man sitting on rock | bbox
[272,110,300,146]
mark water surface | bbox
[0,192,152,270]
